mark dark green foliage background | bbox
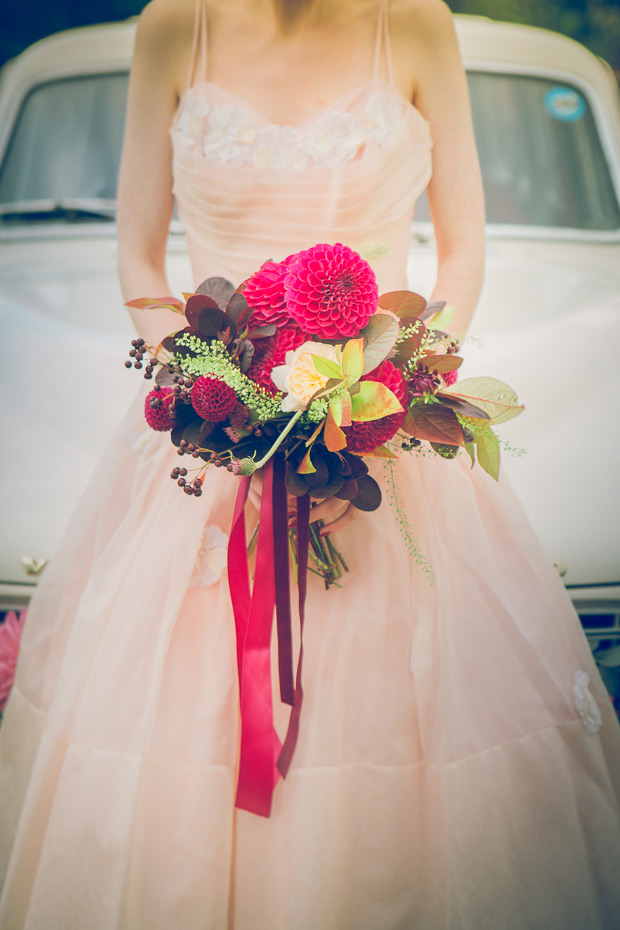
[1,1,619,72]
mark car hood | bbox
[409,235,620,587]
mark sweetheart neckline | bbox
[173,76,430,134]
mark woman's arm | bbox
[400,0,486,342]
[116,0,193,347]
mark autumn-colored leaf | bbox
[475,427,500,480]
[324,406,347,452]
[401,405,464,446]
[125,296,185,313]
[378,290,427,321]
[350,381,404,422]
[339,392,352,426]
[341,338,364,384]
[298,448,317,474]
[312,355,343,380]
[443,377,523,425]
[305,419,325,447]
[360,314,400,374]
[421,354,463,374]
[436,393,490,420]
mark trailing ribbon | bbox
[227,455,309,817]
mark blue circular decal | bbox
[544,87,587,122]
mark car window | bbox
[0,73,128,219]
[416,71,620,232]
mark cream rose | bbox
[271,341,338,412]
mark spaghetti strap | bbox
[372,0,394,84]
[184,0,208,92]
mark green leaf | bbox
[312,355,343,380]
[350,381,404,421]
[475,428,500,480]
[341,338,364,385]
[443,377,524,425]
[464,442,476,468]
[428,304,456,331]
[360,315,400,374]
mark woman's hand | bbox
[307,498,359,536]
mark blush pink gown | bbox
[1,2,620,928]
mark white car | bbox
[0,15,619,689]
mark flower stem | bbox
[253,410,305,470]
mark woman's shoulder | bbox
[390,0,456,42]
[133,0,198,96]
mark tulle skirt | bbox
[1,382,620,930]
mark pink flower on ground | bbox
[243,255,296,328]
[343,361,409,453]
[284,243,378,339]
[0,610,27,712]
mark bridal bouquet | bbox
[126,242,523,584]
[125,241,523,817]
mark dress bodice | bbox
[170,0,433,292]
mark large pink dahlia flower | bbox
[243,255,296,328]
[284,243,378,339]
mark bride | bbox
[1,1,619,928]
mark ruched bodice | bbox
[170,1,433,291]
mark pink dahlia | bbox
[284,243,378,339]
[246,323,309,396]
[343,360,409,454]
[191,376,237,422]
[243,255,296,328]
[145,387,176,432]
[442,369,459,387]
[0,610,27,712]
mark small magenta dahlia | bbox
[343,360,409,454]
[442,369,459,387]
[144,387,176,432]
[409,366,442,397]
[191,376,237,422]
[284,243,378,339]
[246,323,309,396]
[243,255,296,328]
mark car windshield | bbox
[0,73,128,222]
[1,68,619,232]
[418,71,620,231]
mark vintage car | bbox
[0,14,619,695]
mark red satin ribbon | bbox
[227,457,309,817]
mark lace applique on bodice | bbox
[175,83,407,170]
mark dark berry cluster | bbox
[170,466,203,497]
[177,439,202,459]
[401,438,422,452]
[125,337,146,370]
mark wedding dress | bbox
[1,2,619,928]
